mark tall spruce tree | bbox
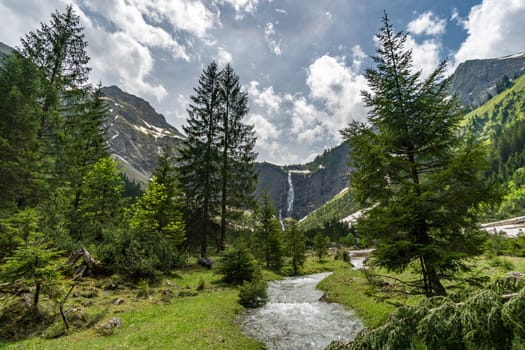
[20,4,90,122]
[178,61,222,257]
[179,62,257,257]
[341,14,499,296]
[284,218,305,275]
[20,5,92,189]
[218,64,257,251]
[0,52,44,210]
[255,189,283,269]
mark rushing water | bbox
[242,272,363,350]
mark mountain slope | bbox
[463,72,525,137]
[0,42,14,59]
[102,86,184,183]
[449,52,525,109]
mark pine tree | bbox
[63,85,110,239]
[128,176,186,273]
[76,157,124,248]
[20,4,90,126]
[20,5,92,191]
[255,188,283,269]
[341,13,499,296]
[313,233,330,262]
[178,61,257,257]
[217,64,257,251]
[0,208,64,318]
[0,52,44,210]
[178,61,222,257]
[284,218,305,275]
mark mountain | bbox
[449,52,525,109]
[255,143,350,220]
[102,86,185,183]
[0,42,13,59]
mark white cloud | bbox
[216,47,233,66]
[88,29,168,101]
[453,0,525,67]
[450,8,468,29]
[405,36,442,77]
[78,0,191,61]
[264,22,282,56]
[130,0,218,39]
[291,96,327,135]
[305,54,367,139]
[407,11,446,36]
[217,0,259,19]
[248,81,282,114]
[351,45,366,71]
[247,113,280,141]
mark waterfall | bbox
[287,171,294,217]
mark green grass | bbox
[298,189,357,232]
[4,253,524,349]
[2,268,264,350]
[462,73,525,137]
[316,254,525,329]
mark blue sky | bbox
[1,0,524,164]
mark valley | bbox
[2,3,525,350]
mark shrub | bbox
[218,247,257,285]
[335,248,351,263]
[238,269,268,308]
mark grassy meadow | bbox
[2,253,524,349]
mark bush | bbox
[218,247,257,285]
[335,248,351,263]
[238,269,268,308]
[339,233,356,247]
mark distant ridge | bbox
[0,41,15,58]
[449,52,525,109]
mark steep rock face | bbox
[449,52,525,109]
[102,86,184,183]
[255,143,349,220]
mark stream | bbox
[242,272,363,350]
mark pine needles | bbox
[335,276,525,350]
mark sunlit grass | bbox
[2,267,264,350]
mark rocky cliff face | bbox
[255,143,349,220]
[449,52,525,109]
[102,86,184,183]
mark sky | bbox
[1,0,525,165]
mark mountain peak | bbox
[102,86,184,184]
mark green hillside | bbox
[463,73,525,141]
[298,187,356,232]
[464,73,525,182]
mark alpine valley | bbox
[99,51,525,221]
[4,40,523,222]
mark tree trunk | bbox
[200,206,208,258]
[427,267,447,296]
[32,281,41,319]
[420,256,447,296]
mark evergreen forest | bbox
[1,6,525,350]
